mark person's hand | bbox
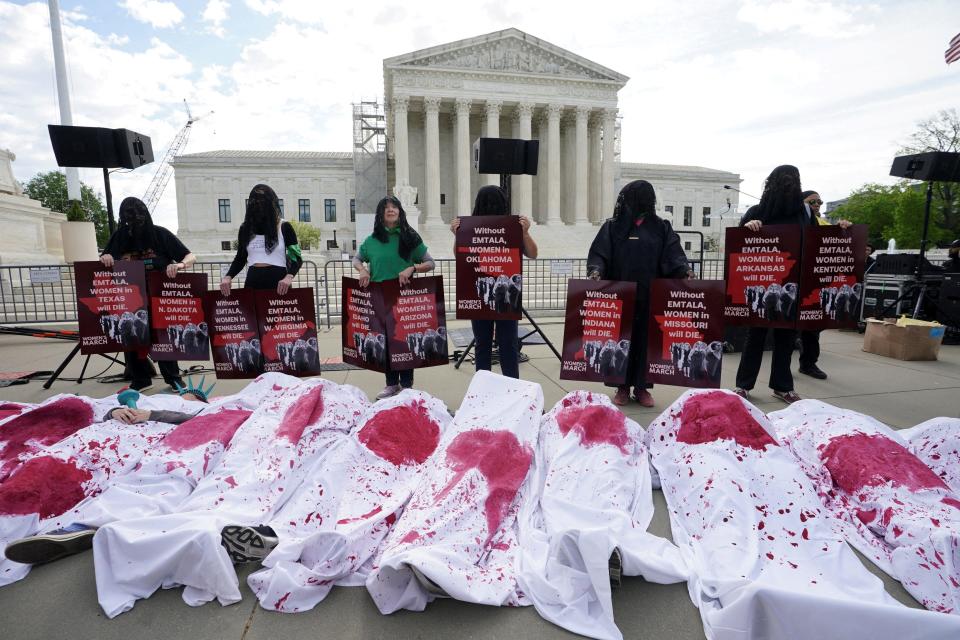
[277,274,295,295]
[450,217,461,234]
[745,220,762,232]
[519,216,531,233]
[358,269,371,288]
[587,270,602,281]
[399,266,415,286]
[100,254,115,268]
[838,219,853,229]
[687,269,695,279]
[166,262,183,279]
[220,276,232,296]
[113,407,150,424]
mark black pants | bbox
[385,365,413,388]
[472,319,520,379]
[244,265,287,290]
[798,330,821,368]
[125,351,181,387]
[735,327,795,393]
[607,297,652,391]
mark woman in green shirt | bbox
[352,196,436,399]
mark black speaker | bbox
[48,125,153,169]
[473,138,539,175]
[889,151,960,182]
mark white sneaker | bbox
[376,385,402,400]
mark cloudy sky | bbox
[2,0,958,230]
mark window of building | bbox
[218,199,231,223]
[702,206,711,226]
[684,241,692,250]
[298,199,310,222]
[221,240,231,251]
[664,205,674,217]
[440,193,446,205]
[683,206,693,227]
[324,199,336,222]
[326,240,338,250]
[278,199,284,218]
[352,239,357,250]
[350,199,355,222]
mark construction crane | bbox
[142,99,213,212]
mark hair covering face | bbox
[609,180,657,239]
[117,197,155,252]
[240,184,282,253]
[471,185,510,216]
[373,196,423,261]
[756,165,804,224]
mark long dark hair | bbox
[610,180,657,239]
[238,184,282,253]
[472,185,510,216]
[757,165,804,223]
[373,196,422,261]
[114,196,156,253]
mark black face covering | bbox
[117,197,155,253]
[611,180,656,239]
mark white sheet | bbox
[366,371,542,613]
[648,390,960,640]
[901,418,960,494]
[247,389,452,612]
[517,390,688,640]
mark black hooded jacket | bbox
[102,197,189,271]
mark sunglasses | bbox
[807,199,823,205]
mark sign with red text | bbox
[797,224,867,330]
[203,289,263,379]
[382,276,448,370]
[75,260,149,354]
[147,271,209,361]
[455,215,523,320]
[254,288,320,376]
[341,277,389,373]
[723,224,802,328]
[646,279,725,388]
[559,279,636,384]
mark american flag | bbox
[947,32,960,65]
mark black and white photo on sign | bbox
[100,310,150,346]
[475,274,523,314]
[818,283,863,321]
[165,322,209,355]
[224,339,263,373]
[276,338,320,372]
[670,341,724,382]
[743,282,799,321]
[353,331,387,368]
[406,327,448,361]
[582,338,631,379]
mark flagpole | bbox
[47,0,82,202]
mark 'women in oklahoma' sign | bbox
[455,215,523,320]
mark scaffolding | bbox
[352,101,387,218]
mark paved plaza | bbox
[0,321,957,639]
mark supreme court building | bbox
[173,29,741,259]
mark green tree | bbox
[288,219,321,251]
[22,171,110,246]
[898,108,959,239]
[834,182,948,249]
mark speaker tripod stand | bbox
[453,307,562,369]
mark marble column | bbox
[482,100,503,186]
[601,108,617,220]
[536,112,549,224]
[454,98,472,217]
[546,103,562,224]
[423,96,441,226]
[588,113,602,222]
[391,95,410,188]
[574,106,590,225]
[512,102,534,217]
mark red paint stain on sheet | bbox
[856,509,877,524]
[435,429,533,544]
[0,403,24,421]
[676,391,777,450]
[555,404,629,454]
[942,497,960,510]
[224,476,238,488]
[160,409,252,451]
[821,433,948,494]
[358,401,441,466]
[337,505,383,525]
[0,398,94,478]
[0,456,92,518]
[277,385,324,443]
[274,592,290,610]
[399,530,420,544]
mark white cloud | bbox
[201,0,229,38]
[119,0,184,29]
[737,0,875,38]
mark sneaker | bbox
[609,548,623,588]
[798,365,828,380]
[733,388,750,399]
[633,389,655,408]
[517,352,530,363]
[220,525,279,564]
[613,387,630,406]
[773,390,802,404]
[376,385,402,400]
[4,523,96,565]
[130,380,154,392]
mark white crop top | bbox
[246,223,287,268]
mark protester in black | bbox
[586,180,690,407]
[735,165,813,404]
[943,239,960,272]
[221,184,303,295]
[100,197,196,392]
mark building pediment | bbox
[385,28,628,85]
